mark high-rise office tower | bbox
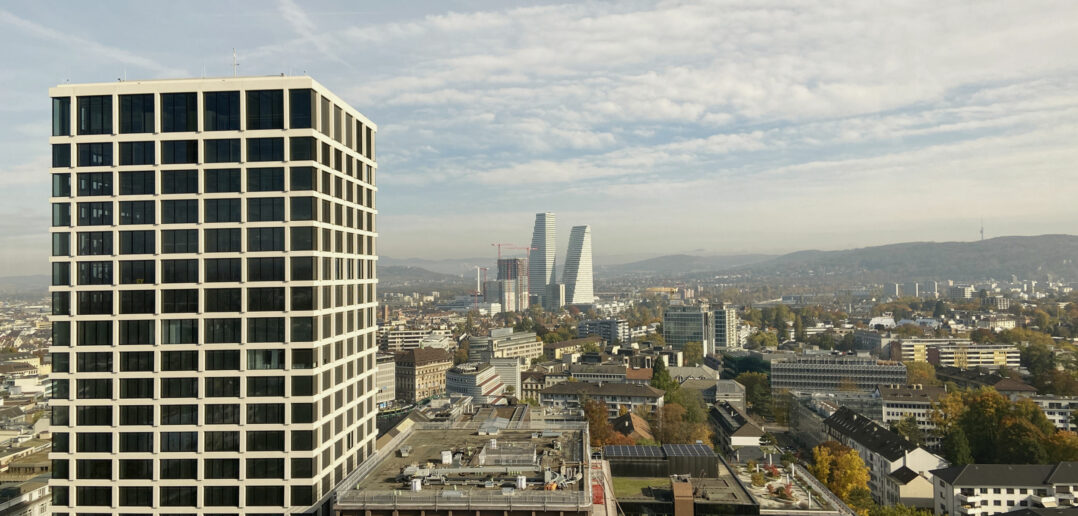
[562,225,593,306]
[48,76,379,514]
[664,304,713,354]
[493,257,529,312]
[713,306,739,351]
[528,212,555,308]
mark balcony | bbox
[1032,494,1057,507]
[957,492,982,504]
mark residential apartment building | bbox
[875,384,947,448]
[713,306,740,351]
[1028,396,1078,432]
[375,353,396,408]
[445,363,505,405]
[577,318,629,344]
[48,76,379,513]
[662,304,713,354]
[539,382,664,417]
[927,343,1020,370]
[395,348,452,403]
[770,355,907,394]
[488,357,521,398]
[469,328,542,363]
[930,462,1078,515]
[825,407,949,509]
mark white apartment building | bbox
[378,327,450,352]
[1028,396,1078,432]
[48,76,379,514]
[875,384,947,449]
[825,407,949,509]
[931,463,1078,515]
[375,353,396,409]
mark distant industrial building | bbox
[771,355,907,394]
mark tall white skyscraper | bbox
[48,76,379,514]
[528,212,556,308]
[562,225,594,305]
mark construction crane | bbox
[491,243,517,260]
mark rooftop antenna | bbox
[980,218,984,241]
[232,48,239,77]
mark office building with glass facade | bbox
[48,76,378,515]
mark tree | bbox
[683,341,703,366]
[931,387,1057,464]
[846,487,875,516]
[940,426,973,466]
[747,331,778,349]
[810,441,870,504]
[904,361,940,386]
[869,505,933,516]
[933,300,947,318]
[584,398,615,447]
[651,358,677,392]
[735,372,771,418]
[890,414,925,447]
[454,339,470,364]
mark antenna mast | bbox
[232,49,239,77]
[980,218,984,241]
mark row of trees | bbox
[931,386,1078,464]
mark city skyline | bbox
[2,1,1078,273]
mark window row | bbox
[51,401,328,429]
[51,348,311,373]
[54,90,373,158]
[51,197,330,226]
[51,483,307,508]
[48,316,321,343]
[53,457,311,481]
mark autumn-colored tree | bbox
[809,441,870,505]
[931,387,1059,464]
[1045,430,1078,462]
[890,414,925,447]
[584,398,615,447]
[868,505,933,516]
[903,361,940,386]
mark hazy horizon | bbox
[3,1,1078,274]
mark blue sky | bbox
[2,0,1078,274]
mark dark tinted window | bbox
[205,258,241,282]
[161,92,197,132]
[206,349,240,370]
[290,166,314,190]
[119,94,154,134]
[205,318,241,343]
[77,143,112,167]
[118,201,154,225]
[53,174,70,197]
[77,202,112,225]
[53,97,71,136]
[77,231,112,255]
[119,320,154,345]
[290,136,317,161]
[162,229,198,253]
[205,168,240,192]
[52,203,71,226]
[248,167,284,191]
[162,289,199,313]
[162,199,198,223]
[205,138,241,163]
[246,89,284,130]
[248,257,284,281]
[204,91,240,131]
[76,321,112,345]
[205,228,241,252]
[162,259,198,283]
[77,291,112,315]
[119,171,154,195]
[52,144,71,167]
[247,318,284,343]
[205,199,241,222]
[289,89,314,128]
[247,137,284,162]
[119,230,154,254]
[162,319,198,344]
[119,290,155,314]
[160,140,197,164]
[162,169,198,194]
[248,227,284,252]
[77,261,112,285]
[77,95,112,135]
[77,172,112,196]
[118,141,154,165]
[247,197,284,221]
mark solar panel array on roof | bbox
[603,445,664,458]
[662,444,717,457]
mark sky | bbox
[2,0,1078,274]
